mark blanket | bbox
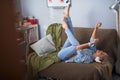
[46,23,62,51]
[27,23,62,79]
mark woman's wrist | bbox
[88,42,91,46]
[88,42,94,46]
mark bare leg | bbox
[62,3,75,49]
[62,17,68,30]
[62,16,79,46]
[63,3,71,18]
[57,16,79,60]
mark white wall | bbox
[20,0,116,37]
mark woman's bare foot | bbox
[62,17,68,30]
[63,3,71,17]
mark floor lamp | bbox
[110,0,120,76]
[110,0,120,32]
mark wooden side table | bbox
[17,24,39,63]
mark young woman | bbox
[57,3,108,63]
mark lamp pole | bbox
[115,10,118,32]
[118,5,120,37]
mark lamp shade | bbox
[110,0,120,12]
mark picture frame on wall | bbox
[47,0,71,8]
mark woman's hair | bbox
[95,53,109,63]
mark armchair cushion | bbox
[30,34,56,57]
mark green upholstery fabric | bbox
[46,23,62,51]
[27,23,62,79]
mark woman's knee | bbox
[57,52,67,60]
[58,47,77,60]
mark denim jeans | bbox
[57,17,96,61]
[57,17,79,60]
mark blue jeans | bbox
[57,17,96,61]
[57,17,79,60]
